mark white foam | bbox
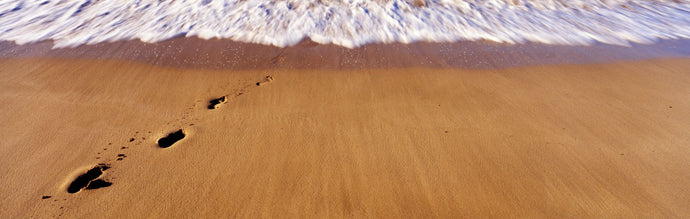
[0,0,688,48]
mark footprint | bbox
[256,75,274,86]
[158,129,185,148]
[67,164,112,193]
[208,96,227,109]
[116,154,127,161]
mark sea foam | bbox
[0,0,689,48]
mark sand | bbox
[2,38,689,70]
[1,46,690,217]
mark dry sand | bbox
[0,45,689,218]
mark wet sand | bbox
[2,38,689,70]
[0,40,689,218]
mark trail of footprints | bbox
[43,75,274,203]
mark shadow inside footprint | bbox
[86,179,113,190]
[208,96,227,109]
[67,164,111,194]
[158,129,185,148]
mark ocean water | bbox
[0,0,688,48]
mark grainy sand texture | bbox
[0,41,689,218]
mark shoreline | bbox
[1,32,690,218]
[1,38,689,70]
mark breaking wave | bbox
[0,0,689,48]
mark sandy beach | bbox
[0,39,689,217]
